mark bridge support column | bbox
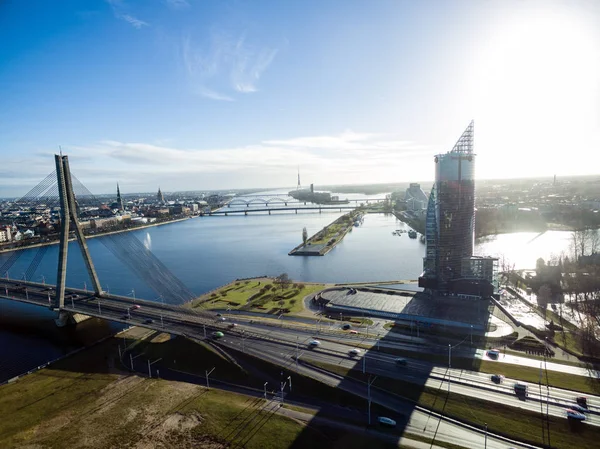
[53,155,103,310]
[225,212,228,216]
[295,209,297,214]
[245,211,248,216]
[319,208,322,214]
[268,210,271,215]
[285,202,287,206]
[54,310,92,327]
[54,155,70,310]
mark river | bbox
[0,200,587,382]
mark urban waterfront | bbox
[0,210,592,383]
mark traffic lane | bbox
[296,351,600,427]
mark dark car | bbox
[122,314,130,320]
[144,318,154,324]
[576,396,588,408]
[491,374,504,384]
[342,323,351,330]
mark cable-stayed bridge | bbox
[0,154,216,331]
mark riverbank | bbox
[289,211,361,256]
[0,216,193,254]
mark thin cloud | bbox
[180,30,278,100]
[106,0,149,29]
[164,0,190,9]
[0,131,436,196]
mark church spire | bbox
[116,183,124,211]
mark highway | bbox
[3,278,598,446]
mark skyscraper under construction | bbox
[419,121,497,297]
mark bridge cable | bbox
[24,246,49,281]
[13,170,56,205]
[69,175,196,304]
[0,251,24,279]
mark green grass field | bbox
[0,334,402,449]
[191,278,324,315]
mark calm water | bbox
[475,230,597,269]
[0,208,584,382]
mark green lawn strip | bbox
[478,360,600,395]
[307,213,357,246]
[553,331,585,357]
[545,309,578,332]
[309,360,600,449]
[401,433,473,449]
[193,279,325,315]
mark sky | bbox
[1,0,599,196]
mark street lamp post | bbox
[377,334,380,351]
[264,382,268,400]
[287,375,292,392]
[130,352,142,370]
[448,344,452,393]
[484,422,488,449]
[363,354,366,374]
[367,375,378,426]
[98,299,101,315]
[205,367,215,389]
[148,358,162,378]
[470,325,473,345]
[295,336,299,367]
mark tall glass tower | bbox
[420,121,475,292]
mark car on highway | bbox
[395,358,408,366]
[377,417,396,427]
[308,340,321,347]
[122,314,130,320]
[228,323,237,329]
[514,383,528,397]
[144,318,154,324]
[342,323,351,330]
[218,317,226,321]
[349,330,358,334]
[211,331,224,339]
[566,409,586,421]
[130,305,141,310]
[487,349,500,359]
[216,313,222,317]
[348,348,361,357]
[491,374,504,384]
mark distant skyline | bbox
[1,0,599,196]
